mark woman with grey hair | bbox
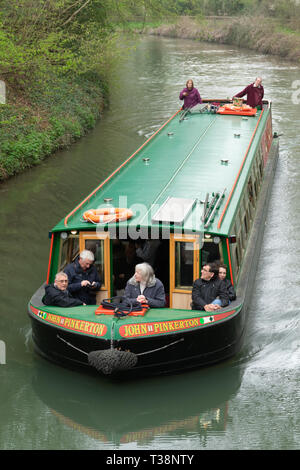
[124,263,166,308]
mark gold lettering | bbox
[97,324,104,336]
[140,324,147,334]
[128,326,135,336]
[133,324,141,335]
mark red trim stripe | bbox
[226,237,234,286]
[46,233,54,284]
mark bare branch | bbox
[62,0,91,26]
[61,0,84,16]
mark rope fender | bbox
[88,348,138,375]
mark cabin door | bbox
[79,231,111,304]
[169,233,200,309]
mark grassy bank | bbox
[0,74,106,180]
[148,15,300,63]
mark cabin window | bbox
[79,231,111,294]
[234,212,241,232]
[83,239,105,284]
[174,242,194,288]
[238,209,245,249]
[254,178,259,201]
[259,160,263,178]
[243,192,252,226]
[247,179,255,215]
[59,235,79,271]
[170,234,200,309]
[255,157,261,184]
[201,237,222,266]
[247,179,254,204]
[230,225,240,278]
[243,213,248,234]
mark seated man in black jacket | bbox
[42,272,85,307]
[64,250,101,305]
[191,262,229,312]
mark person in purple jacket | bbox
[233,77,264,109]
[179,79,202,109]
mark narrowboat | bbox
[28,99,279,378]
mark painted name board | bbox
[30,306,107,337]
[119,310,235,338]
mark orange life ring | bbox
[83,207,133,224]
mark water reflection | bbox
[32,358,243,447]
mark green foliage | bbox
[0,0,181,180]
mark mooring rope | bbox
[56,334,184,357]
[57,334,88,356]
[136,337,184,356]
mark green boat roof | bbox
[52,105,270,237]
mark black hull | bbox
[29,308,244,379]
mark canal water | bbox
[0,36,299,451]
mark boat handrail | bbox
[201,193,209,222]
[204,188,226,229]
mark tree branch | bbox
[62,0,91,26]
